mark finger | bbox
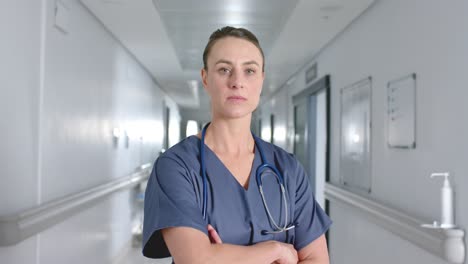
[207,225,219,243]
[207,224,223,244]
[280,242,298,264]
[208,225,222,244]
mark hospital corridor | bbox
[1,0,468,263]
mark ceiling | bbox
[80,0,375,116]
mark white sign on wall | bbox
[387,74,417,148]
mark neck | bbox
[203,116,254,155]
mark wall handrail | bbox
[0,163,153,247]
[325,182,465,263]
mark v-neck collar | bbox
[194,136,259,191]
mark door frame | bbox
[292,75,331,183]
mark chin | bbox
[213,104,256,119]
[221,109,252,119]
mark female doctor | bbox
[143,26,332,264]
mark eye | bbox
[218,67,231,75]
[245,68,256,75]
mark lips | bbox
[227,95,247,101]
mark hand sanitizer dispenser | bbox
[431,172,455,229]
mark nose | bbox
[228,70,243,89]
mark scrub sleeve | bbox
[142,156,207,258]
[289,155,332,250]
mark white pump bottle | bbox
[430,172,455,229]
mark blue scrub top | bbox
[142,135,332,258]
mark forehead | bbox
[208,37,263,64]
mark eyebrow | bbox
[214,59,260,67]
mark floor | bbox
[115,247,173,264]
[115,190,173,264]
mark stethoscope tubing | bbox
[200,122,294,234]
[200,125,208,219]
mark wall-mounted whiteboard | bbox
[340,77,372,193]
[387,74,416,148]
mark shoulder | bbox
[153,136,201,174]
[159,136,199,161]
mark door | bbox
[293,76,330,208]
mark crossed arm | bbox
[161,225,329,264]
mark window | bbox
[186,120,199,137]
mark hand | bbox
[207,224,222,244]
[207,225,297,263]
[273,242,298,264]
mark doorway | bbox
[292,75,330,208]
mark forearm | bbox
[199,241,281,264]
[163,227,296,264]
[297,235,330,264]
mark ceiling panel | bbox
[153,0,299,71]
[154,0,296,13]
[82,0,375,112]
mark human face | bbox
[201,37,264,120]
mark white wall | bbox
[259,0,468,263]
[0,0,180,263]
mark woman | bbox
[143,26,332,264]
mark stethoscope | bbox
[200,123,295,235]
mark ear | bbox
[201,68,208,90]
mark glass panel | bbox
[340,77,372,193]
